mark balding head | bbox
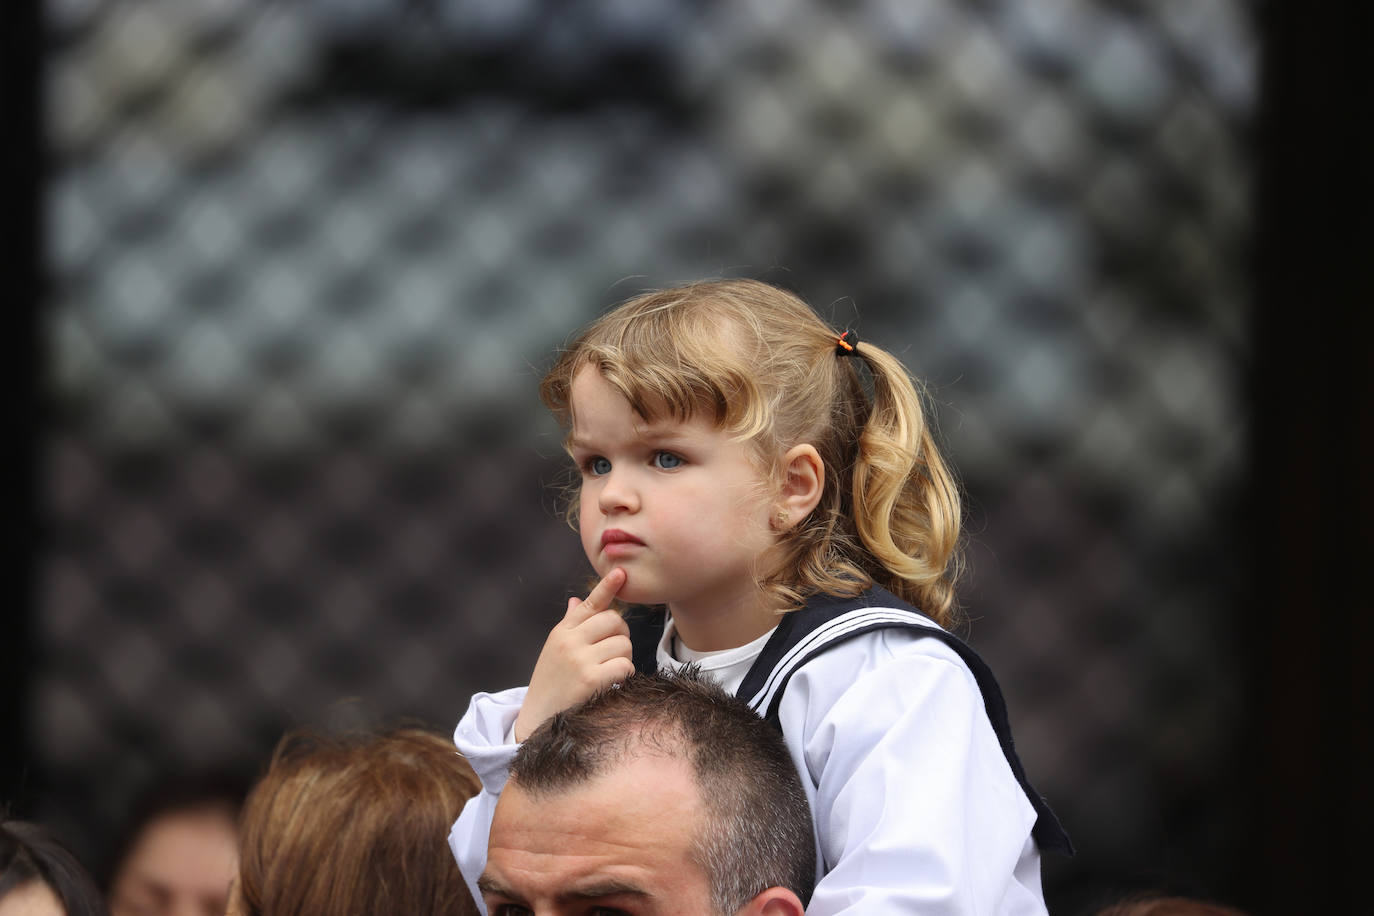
[482,670,815,916]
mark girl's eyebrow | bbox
[567,426,693,451]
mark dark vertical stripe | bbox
[2,0,42,815]
[1249,1,1374,911]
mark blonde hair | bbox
[540,278,962,627]
[235,728,481,916]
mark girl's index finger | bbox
[576,567,627,619]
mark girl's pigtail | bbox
[849,344,962,628]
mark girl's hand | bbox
[513,568,633,743]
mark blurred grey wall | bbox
[31,1,1256,910]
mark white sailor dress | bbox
[450,586,1071,915]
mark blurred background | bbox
[3,1,1369,913]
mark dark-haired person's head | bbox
[106,773,246,916]
[230,727,481,916]
[1,819,106,916]
[479,670,815,916]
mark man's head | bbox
[480,670,816,916]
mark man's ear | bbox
[774,444,824,531]
[737,886,807,916]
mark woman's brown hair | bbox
[234,727,481,916]
[541,278,962,626]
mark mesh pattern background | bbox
[38,0,1254,908]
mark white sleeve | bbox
[779,631,1047,916]
[447,686,527,916]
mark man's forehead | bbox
[481,786,715,913]
[483,755,705,900]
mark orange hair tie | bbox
[835,329,860,355]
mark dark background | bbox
[4,2,1370,913]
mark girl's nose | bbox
[597,470,639,514]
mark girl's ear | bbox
[774,444,824,530]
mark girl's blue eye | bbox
[654,451,683,470]
[589,456,612,476]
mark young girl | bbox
[449,279,1070,914]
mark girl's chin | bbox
[585,560,662,605]
[608,579,665,607]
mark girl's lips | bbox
[601,529,645,552]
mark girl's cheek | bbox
[577,493,600,540]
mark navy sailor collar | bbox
[625,587,1073,856]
